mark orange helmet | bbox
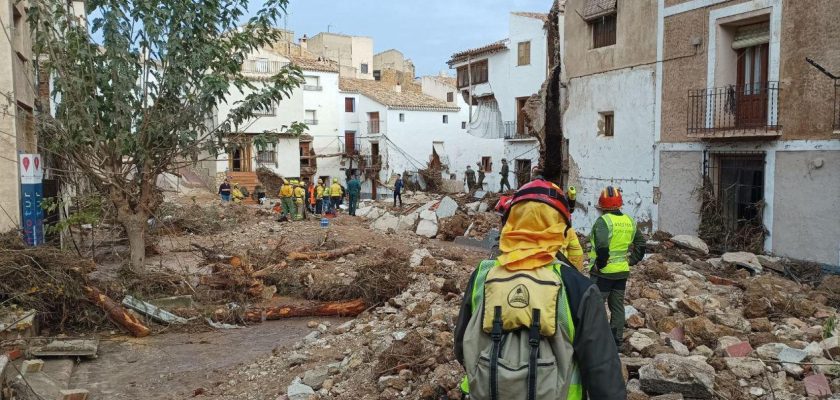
[504,179,571,224]
[597,186,623,211]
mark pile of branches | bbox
[156,202,251,235]
[374,331,435,378]
[306,248,410,304]
[697,178,766,254]
[0,232,102,332]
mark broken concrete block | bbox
[21,359,44,375]
[721,252,763,274]
[31,339,98,358]
[724,357,765,379]
[670,235,709,255]
[478,202,489,212]
[434,197,458,218]
[303,366,329,390]
[366,207,384,220]
[397,212,418,231]
[416,220,438,238]
[640,353,715,399]
[464,201,480,212]
[724,341,754,358]
[372,213,399,232]
[59,389,89,400]
[410,248,433,268]
[756,343,789,360]
[287,378,315,400]
[629,332,656,352]
[778,347,808,364]
[804,373,832,397]
[355,206,373,218]
[419,209,437,221]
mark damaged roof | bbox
[447,39,509,66]
[286,55,339,73]
[339,78,460,112]
[511,12,550,21]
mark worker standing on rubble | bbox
[347,175,361,216]
[465,165,476,191]
[330,178,343,213]
[315,179,325,215]
[476,162,485,190]
[279,179,294,218]
[307,179,316,214]
[394,174,404,207]
[455,179,624,399]
[499,159,511,193]
[293,180,306,221]
[322,179,333,214]
[218,178,232,203]
[588,186,646,349]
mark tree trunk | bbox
[123,215,147,270]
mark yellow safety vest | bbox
[330,183,342,197]
[293,187,305,204]
[588,213,636,274]
[280,184,293,198]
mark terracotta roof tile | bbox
[339,78,459,111]
[448,39,508,65]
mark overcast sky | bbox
[252,0,553,77]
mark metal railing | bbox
[256,150,275,164]
[359,154,382,170]
[253,105,276,116]
[367,120,384,134]
[503,121,532,139]
[687,81,781,136]
[304,119,318,125]
[344,143,361,156]
[304,85,323,91]
[242,60,289,74]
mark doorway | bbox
[515,159,531,189]
[228,144,253,172]
[735,41,769,129]
[516,97,529,136]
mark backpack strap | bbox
[490,306,503,400]
[527,308,541,400]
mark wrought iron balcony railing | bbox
[687,81,780,138]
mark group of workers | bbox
[455,169,642,399]
[218,178,266,204]
[273,175,363,220]
[465,158,512,193]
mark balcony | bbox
[503,121,534,140]
[687,81,781,139]
[359,154,383,170]
[303,85,322,91]
[242,60,289,74]
[367,120,385,135]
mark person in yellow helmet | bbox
[315,179,325,214]
[293,180,306,221]
[279,179,294,218]
[329,178,343,213]
[231,183,245,204]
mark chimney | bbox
[299,34,308,50]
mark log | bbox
[84,286,151,337]
[218,299,367,323]
[287,245,365,261]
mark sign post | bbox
[19,153,44,246]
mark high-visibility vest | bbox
[279,184,293,198]
[330,183,342,197]
[294,187,305,204]
[316,185,325,198]
[588,213,636,274]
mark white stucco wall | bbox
[565,66,657,233]
[418,76,458,104]
[302,71,343,180]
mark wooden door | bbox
[736,43,769,128]
[344,131,356,155]
[516,97,529,135]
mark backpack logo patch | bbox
[507,284,530,308]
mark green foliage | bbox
[824,315,836,339]
[28,0,303,266]
[40,194,105,235]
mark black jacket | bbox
[454,263,626,399]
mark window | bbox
[257,142,276,164]
[361,63,369,74]
[591,14,617,48]
[516,97,529,135]
[461,121,467,129]
[304,76,321,91]
[600,112,614,137]
[442,115,449,124]
[399,113,405,122]
[456,60,489,88]
[305,110,317,125]
[481,156,492,172]
[345,97,355,113]
[447,92,454,102]
[300,141,312,167]
[517,41,531,66]
[255,58,269,73]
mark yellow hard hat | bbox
[283,179,289,184]
[332,178,338,183]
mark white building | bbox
[339,77,505,198]
[447,12,550,190]
[306,32,374,80]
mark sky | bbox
[249,0,553,77]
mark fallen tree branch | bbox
[287,245,365,261]
[216,298,367,323]
[84,286,151,337]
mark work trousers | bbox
[315,199,323,214]
[393,192,402,207]
[592,275,627,348]
[466,179,475,191]
[499,176,511,192]
[281,197,294,216]
[330,197,341,212]
[349,194,359,216]
[295,202,304,220]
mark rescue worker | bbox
[329,178,342,213]
[279,179,294,217]
[315,179,325,214]
[347,175,361,216]
[293,180,306,221]
[499,159,511,193]
[231,183,245,203]
[455,179,625,399]
[323,178,333,214]
[465,165,476,191]
[476,162,485,190]
[588,186,646,349]
[394,174,404,207]
[305,179,315,214]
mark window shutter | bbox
[732,22,770,50]
[582,0,617,21]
